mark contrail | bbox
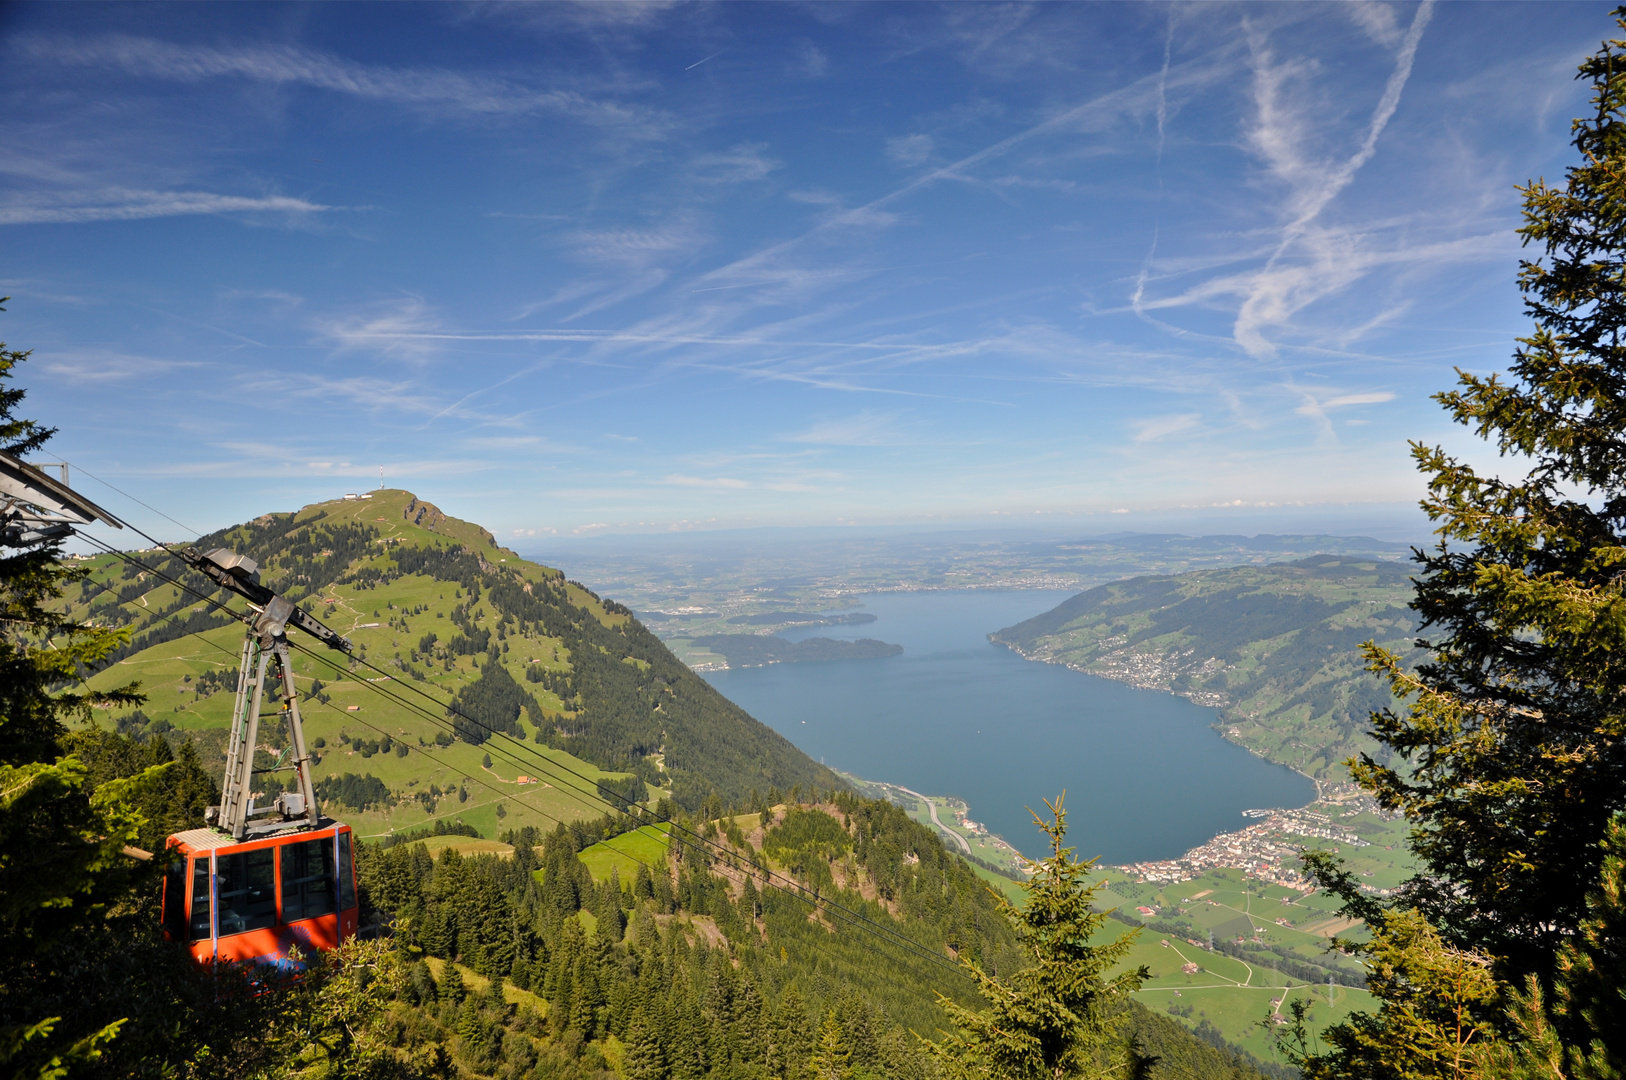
[685,52,720,71]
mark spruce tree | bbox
[924,796,1144,1080]
[1473,818,1626,1078]
[809,1009,854,1080]
[625,1010,670,1080]
[0,309,154,1077]
[1356,8,1626,983]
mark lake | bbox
[701,589,1316,864]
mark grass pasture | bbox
[578,825,672,884]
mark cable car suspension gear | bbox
[179,547,352,840]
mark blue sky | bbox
[0,1,1608,543]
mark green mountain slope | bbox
[991,555,1419,781]
[350,789,1283,1079]
[72,490,842,833]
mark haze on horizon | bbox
[0,1,1603,545]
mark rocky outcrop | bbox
[403,496,446,530]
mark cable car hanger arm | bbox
[179,547,352,653]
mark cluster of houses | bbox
[1116,804,1374,889]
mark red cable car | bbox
[160,548,361,970]
[162,823,359,968]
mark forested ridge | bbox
[347,785,1274,1079]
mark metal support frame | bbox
[216,598,322,839]
[0,450,123,547]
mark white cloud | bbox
[17,33,670,135]
[1293,389,1395,443]
[886,133,935,167]
[318,297,444,364]
[692,143,781,184]
[1130,413,1201,442]
[1320,391,1395,408]
[664,475,750,489]
[786,412,906,446]
[1346,2,1405,48]
[1229,2,1435,357]
[567,222,703,268]
[794,40,829,78]
[477,1,681,34]
[0,188,332,226]
[39,349,205,379]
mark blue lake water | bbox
[701,589,1315,865]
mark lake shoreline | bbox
[702,588,1317,866]
[993,635,1330,803]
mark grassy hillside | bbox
[992,555,1419,781]
[70,489,842,830]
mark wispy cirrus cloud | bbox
[665,474,750,489]
[1131,413,1202,443]
[13,33,672,136]
[1230,2,1434,356]
[0,187,333,226]
[38,349,207,379]
[786,412,907,446]
[691,143,781,184]
[317,297,445,364]
[1293,387,1397,441]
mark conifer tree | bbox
[1278,852,1502,1080]
[1473,817,1626,1079]
[1357,8,1626,984]
[0,308,153,1077]
[625,1010,670,1080]
[810,1009,854,1080]
[770,987,813,1080]
[924,796,1145,1080]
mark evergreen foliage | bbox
[1356,8,1626,982]
[315,771,393,811]
[1291,13,1626,1071]
[0,316,163,1077]
[56,728,219,852]
[447,660,537,745]
[923,796,1145,1080]
[347,789,1278,1079]
[1279,852,1501,1080]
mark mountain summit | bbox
[77,489,842,834]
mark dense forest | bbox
[347,785,1275,1080]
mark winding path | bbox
[892,784,972,854]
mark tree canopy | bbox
[1292,12,1626,1074]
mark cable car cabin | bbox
[161,822,359,970]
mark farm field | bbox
[577,825,674,883]
[1082,812,1420,1061]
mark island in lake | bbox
[689,633,901,668]
[727,610,878,627]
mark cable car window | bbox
[188,858,212,941]
[280,838,336,922]
[164,858,186,939]
[337,831,356,912]
[217,848,276,936]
